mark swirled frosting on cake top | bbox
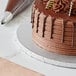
[53,0,76,15]
[42,0,76,15]
[53,0,70,13]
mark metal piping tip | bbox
[1,22,5,25]
[1,11,13,25]
[1,20,6,25]
[1,19,6,25]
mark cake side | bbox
[32,0,76,55]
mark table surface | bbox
[0,0,76,76]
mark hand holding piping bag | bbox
[1,0,33,25]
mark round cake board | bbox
[16,21,76,69]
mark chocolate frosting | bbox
[72,2,76,15]
[53,0,70,13]
[42,0,76,15]
[32,0,76,55]
[35,0,76,22]
[53,0,76,15]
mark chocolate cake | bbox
[31,0,76,55]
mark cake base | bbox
[16,21,76,69]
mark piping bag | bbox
[1,0,33,24]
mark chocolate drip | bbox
[31,9,35,28]
[36,13,40,33]
[42,16,47,37]
[71,22,76,47]
[50,18,55,39]
[61,20,66,43]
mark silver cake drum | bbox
[16,21,76,69]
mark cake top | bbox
[42,0,76,16]
[34,0,76,22]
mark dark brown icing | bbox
[50,18,55,39]
[42,16,47,37]
[31,8,35,28]
[36,13,41,33]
